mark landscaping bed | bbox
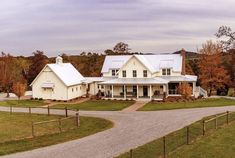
[139,98,235,111]
[52,100,135,111]
[0,111,113,155]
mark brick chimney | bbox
[181,49,186,75]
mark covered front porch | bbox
[99,78,169,100]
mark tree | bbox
[177,82,193,98]
[198,41,230,96]
[104,49,115,55]
[27,51,48,84]
[113,42,131,54]
[12,82,26,100]
[215,26,235,50]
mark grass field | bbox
[0,111,113,155]
[0,100,46,107]
[117,112,235,158]
[52,100,135,111]
[169,121,235,158]
[139,98,235,111]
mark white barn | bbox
[30,56,87,101]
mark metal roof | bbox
[101,54,182,73]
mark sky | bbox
[1,0,235,56]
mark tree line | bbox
[0,26,234,98]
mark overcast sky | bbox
[1,0,235,56]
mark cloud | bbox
[0,0,235,56]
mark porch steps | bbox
[122,100,149,112]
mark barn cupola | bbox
[56,56,63,64]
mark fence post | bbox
[76,109,80,127]
[47,106,50,116]
[32,122,35,137]
[226,111,229,124]
[186,126,190,145]
[163,136,166,158]
[10,106,12,114]
[65,107,68,117]
[130,149,133,158]
[215,115,218,129]
[203,120,206,136]
[29,107,31,115]
[58,118,62,132]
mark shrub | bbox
[228,88,235,97]
[39,98,43,100]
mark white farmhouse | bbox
[31,52,207,101]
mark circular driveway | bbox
[1,106,235,158]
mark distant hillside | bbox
[173,50,199,60]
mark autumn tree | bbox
[12,82,26,100]
[0,53,25,96]
[198,41,230,96]
[27,51,48,84]
[113,42,131,54]
[177,82,192,98]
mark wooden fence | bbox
[127,111,235,158]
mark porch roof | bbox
[159,75,197,82]
[99,77,168,85]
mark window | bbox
[133,70,137,77]
[101,85,104,89]
[122,70,126,77]
[112,70,116,76]
[167,69,171,75]
[76,87,78,91]
[111,69,119,76]
[162,69,166,75]
[143,70,147,77]
[72,88,74,92]
[162,68,171,76]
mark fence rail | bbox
[4,106,80,142]
[126,110,235,158]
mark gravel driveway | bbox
[1,106,235,158]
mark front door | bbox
[143,86,148,97]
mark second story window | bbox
[143,70,147,77]
[112,70,116,76]
[122,70,126,77]
[133,70,137,77]
[162,68,171,76]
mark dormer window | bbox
[112,69,119,76]
[112,70,116,76]
[162,68,171,76]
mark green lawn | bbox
[0,111,113,155]
[117,112,235,158]
[0,100,46,107]
[140,98,235,111]
[52,100,135,111]
[169,121,235,158]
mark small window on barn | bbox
[122,70,126,77]
[72,88,74,92]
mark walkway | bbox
[1,106,235,158]
[122,100,149,112]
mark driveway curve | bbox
[1,106,235,158]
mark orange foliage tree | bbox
[12,82,26,100]
[177,82,193,98]
[198,41,230,96]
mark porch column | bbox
[150,85,152,99]
[104,85,106,97]
[124,85,126,99]
[111,85,114,98]
[137,85,139,99]
[193,82,196,96]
